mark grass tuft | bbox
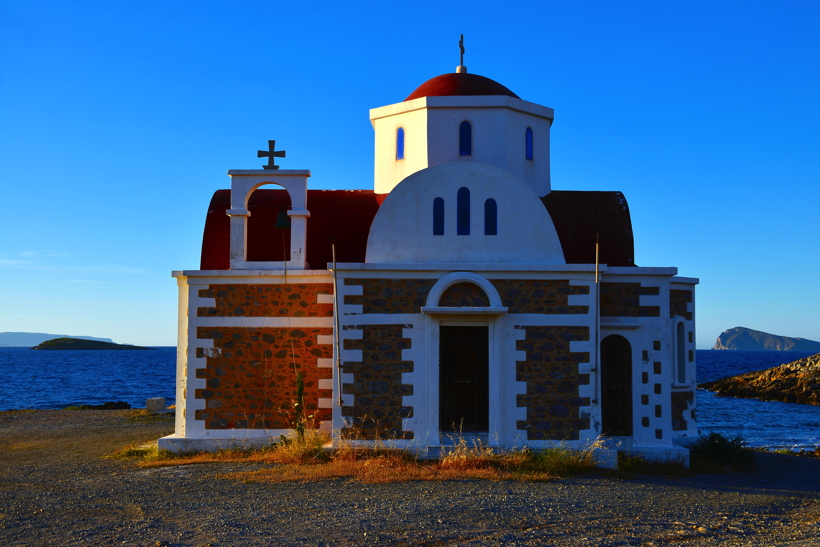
[112,432,600,483]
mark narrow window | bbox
[396,127,405,160]
[457,187,470,235]
[676,322,686,383]
[484,199,497,235]
[433,197,444,235]
[525,127,533,160]
[459,121,472,156]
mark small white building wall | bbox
[160,269,334,453]
[371,96,554,196]
[599,269,698,456]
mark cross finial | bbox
[457,34,467,74]
[257,140,286,170]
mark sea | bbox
[0,348,818,451]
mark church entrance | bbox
[439,326,489,433]
[601,334,633,436]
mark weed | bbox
[616,452,688,476]
[689,432,754,473]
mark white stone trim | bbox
[317,293,334,304]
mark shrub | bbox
[689,432,754,473]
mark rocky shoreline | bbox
[700,353,820,405]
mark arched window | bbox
[484,199,497,235]
[457,187,470,235]
[396,127,405,160]
[676,322,686,383]
[525,127,533,160]
[459,121,472,156]
[433,197,444,235]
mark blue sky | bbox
[1,1,818,347]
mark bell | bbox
[274,210,291,230]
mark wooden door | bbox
[601,334,633,436]
[439,326,489,433]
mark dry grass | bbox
[111,432,600,484]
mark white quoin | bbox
[225,169,310,270]
[370,95,554,197]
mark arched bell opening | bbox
[246,185,293,262]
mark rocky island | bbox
[30,337,153,351]
[699,353,820,405]
[713,326,820,351]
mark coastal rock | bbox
[699,353,820,405]
[713,327,820,351]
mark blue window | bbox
[457,187,470,235]
[433,197,444,235]
[525,127,533,160]
[459,121,472,156]
[396,127,405,160]
[484,199,497,235]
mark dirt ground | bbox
[1,409,819,546]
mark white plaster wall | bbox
[371,96,553,196]
[426,106,552,197]
[366,162,565,264]
[373,108,429,195]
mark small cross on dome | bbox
[457,34,467,74]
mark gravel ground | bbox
[1,410,819,546]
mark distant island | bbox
[713,327,820,351]
[0,332,114,347]
[30,337,154,351]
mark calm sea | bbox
[0,348,818,450]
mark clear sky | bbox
[1,1,818,348]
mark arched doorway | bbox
[601,334,633,436]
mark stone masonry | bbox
[194,326,333,430]
[600,282,660,317]
[342,324,414,439]
[515,326,591,440]
[197,284,333,318]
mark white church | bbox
[160,57,699,466]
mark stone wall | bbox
[194,326,332,430]
[492,280,589,314]
[197,284,333,318]
[600,282,660,317]
[515,326,590,440]
[344,279,435,314]
[670,289,693,320]
[438,282,490,307]
[345,278,589,314]
[671,391,694,431]
[342,324,414,439]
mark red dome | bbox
[404,72,519,101]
